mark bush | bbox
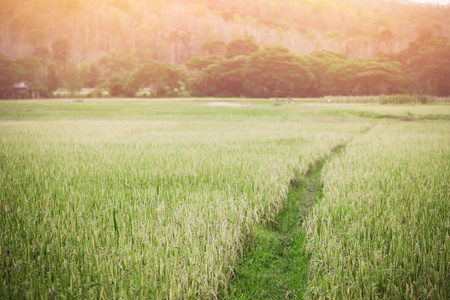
[108,76,133,97]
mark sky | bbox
[407,0,450,4]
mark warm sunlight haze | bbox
[0,0,449,299]
[408,0,450,4]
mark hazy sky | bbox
[407,0,450,4]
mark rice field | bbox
[0,99,448,299]
[0,100,368,298]
[305,120,450,299]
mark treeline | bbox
[0,34,449,98]
[187,33,450,97]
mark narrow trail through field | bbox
[225,145,347,299]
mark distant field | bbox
[0,99,448,299]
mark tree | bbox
[58,63,83,95]
[201,40,226,56]
[190,56,248,97]
[99,48,137,75]
[377,28,394,48]
[77,61,102,88]
[225,36,259,58]
[243,46,315,97]
[304,50,348,96]
[398,34,450,95]
[185,55,223,71]
[86,64,101,88]
[323,59,406,95]
[33,46,51,59]
[47,64,59,94]
[15,56,47,89]
[27,29,45,47]
[108,74,131,97]
[99,49,137,94]
[126,60,186,97]
[167,30,192,64]
[133,24,159,60]
[0,55,20,89]
[52,38,71,62]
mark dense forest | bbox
[0,0,449,97]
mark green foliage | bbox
[47,64,59,94]
[52,38,71,62]
[27,29,45,47]
[225,36,259,58]
[126,59,186,97]
[58,63,84,95]
[399,34,450,96]
[33,46,51,60]
[15,56,47,89]
[325,30,343,40]
[77,61,101,88]
[190,56,248,97]
[324,59,406,95]
[1,31,450,98]
[99,49,138,96]
[191,47,316,98]
[99,48,137,75]
[86,64,101,88]
[108,74,131,97]
[201,40,226,56]
[377,28,394,43]
[185,55,223,71]
[244,46,314,97]
[304,50,348,96]
[0,55,20,88]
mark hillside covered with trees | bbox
[0,0,449,97]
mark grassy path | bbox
[225,145,347,299]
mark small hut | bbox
[11,82,40,99]
[12,82,28,98]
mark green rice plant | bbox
[305,120,450,299]
[379,94,436,104]
[0,101,368,299]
